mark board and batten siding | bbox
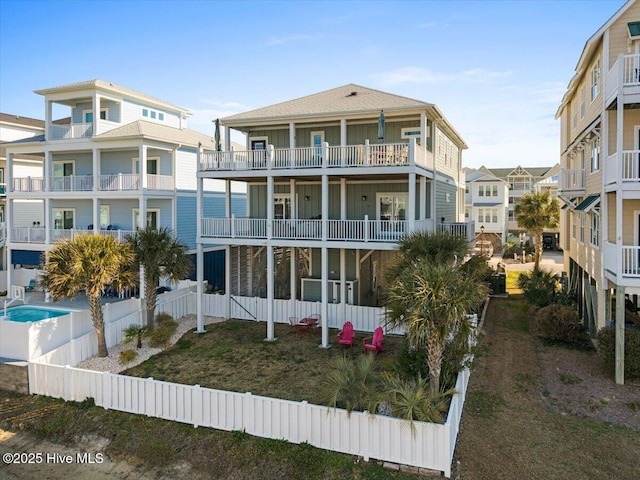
[434,180,458,224]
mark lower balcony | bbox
[603,242,640,286]
[201,217,473,244]
[10,227,136,244]
[604,151,640,192]
[11,174,174,193]
[559,169,585,196]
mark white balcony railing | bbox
[145,174,173,190]
[606,54,640,101]
[11,227,46,243]
[97,229,136,241]
[201,216,468,243]
[604,150,640,185]
[49,175,94,192]
[12,177,44,192]
[559,169,585,192]
[10,227,136,244]
[604,243,640,278]
[0,223,5,243]
[199,140,433,173]
[98,174,140,191]
[49,123,93,140]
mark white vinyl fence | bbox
[29,358,469,478]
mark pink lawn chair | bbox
[363,327,385,353]
[336,321,354,347]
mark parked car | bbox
[473,240,494,258]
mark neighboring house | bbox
[3,80,245,293]
[555,0,640,382]
[482,164,560,248]
[196,83,472,345]
[0,114,46,286]
[464,167,509,249]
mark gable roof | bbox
[34,80,190,116]
[487,165,555,179]
[96,121,214,148]
[222,84,433,124]
[0,113,44,129]
[465,168,509,185]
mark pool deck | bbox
[0,290,132,311]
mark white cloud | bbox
[266,34,317,46]
[371,66,511,86]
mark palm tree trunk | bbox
[534,230,543,271]
[144,275,157,331]
[426,330,444,396]
[89,293,108,357]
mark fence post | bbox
[64,365,71,400]
[102,371,111,410]
[146,377,155,417]
[193,384,202,428]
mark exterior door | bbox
[53,161,73,190]
[274,196,291,220]
[378,194,407,234]
[53,209,74,229]
[311,131,324,164]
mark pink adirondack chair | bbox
[363,327,385,353]
[337,321,354,347]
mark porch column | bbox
[290,179,296,220]
[44,151,51,193]
[615,286,625,384]
[44,198,50,244]
[340,178,346,220]
[92,198,100,232]
[225,126,231,151]
[139,145,147,190]
[321,175,328,241]
[340,248,346,321]
[321,246,329,348]
[420,112,427,149]
[225,245,231,319]
[225,179,232,218]
[266,244,275,341]
[138,197,147,303]
[92,147,100,192]
[92,93,101,136]
[45,100,52,140]
[340,119,347,146]
[289,123,296,148]
[290,246,297,318]
[408,172,416,233]
[196,153,205,333]
[420,176,427,221]
[267,176,274,240]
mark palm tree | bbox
[385,260,487,396]
[39,234,136,357]
[384,231,488,396]
[515,191,560,270]
[127,226,192,331]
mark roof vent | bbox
[347,91,357,97]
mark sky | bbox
[0,0,628,170]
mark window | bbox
[159,113,164,121]
[465,185,469,194]
[572,102,577,130]
[274,195,292,219]
[579,213,585,243]
[580,86,585,119]
[492,209,498,223]
[572,213,576,239]
[133,209,159,229]
[141,107,165,121]
[590,212,600,247]
[591,60,601,101]
[508,209,515,222]
[492,185,498,197]
[100,205,110,229]
[465,208,470,219]
[142,109,149,117]
[133,156,159,175]
[378,193,407,234]
[151,111,156,119]
[53,209,74,229]
[591,137,600,172]
[478,209,484,223]
[478,185,484,197]
[83,109,107,123]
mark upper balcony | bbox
[11,174,174,194]
[605,54,640,108]
[604,150,640,193]
[10,227,136,245]
[603,242,640,288]
[558,169,585,196]
[199,140,434,178]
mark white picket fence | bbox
[203,294,398,334]
[29,357,469,478]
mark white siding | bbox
[0,125,43,142]
[13,200,44,227]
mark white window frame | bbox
[82,108,107,123]
[591,137,600,173]
[478,185,484,197]
[310,131,325,147]
[133,208,160,230]
[401,127,421,139]
[52,208,75,229]
[100,205,110,229]
[376,192,408,222]
[580,86,585,119]
[591,60,600,102]
[274,194,294,220]
[492,185,498,197]
[579,212,585,243]
[249,136,268,150]
[132,156,160,175]
[589,211,600,248]
[52,159,75,177]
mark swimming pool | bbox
[2,306,71,322]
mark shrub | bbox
[123,324,147,349]
[323,354,379,413]
[518,268,559,308]
[597,327,640,378]
[155,312,174,326]
[119,349,138,364]
[147,319,178,347]
[533,304,583,343]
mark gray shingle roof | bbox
[97,121,215,148]
[222,84,433,124]
[0,113,44,128]
[34,80,190,115]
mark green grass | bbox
[506,270,523,293]
[124,319,405,405]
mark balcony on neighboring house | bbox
[10,227,136,245]
[49,123,93,140]
[604,150,640,192]
[605,53,640,106]
[199,141,434,175]
[11,174,174,193]
[559,169,585,195]
[603,242,640,287]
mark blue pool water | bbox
[3,306,70,322]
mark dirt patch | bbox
[538,339,640,431]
